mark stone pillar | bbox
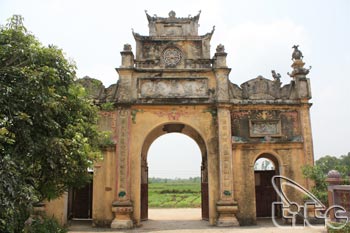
[326,170,342,221]
[288,45,312,100]
[213,44,227,68]
[299,102,314,180]
[24,202,46,231]
[120,44,134,68]
[33,202,46,218]
[116,44,136,102]
[111,107,133,229]
[216,107,239,226]
[213,44,231,103]
[288,46,314,188]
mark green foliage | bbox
[0,204,29,233]
[26,216,67,233]
[148,182,201,208]
[316,154,350,177]
[97,130,115,148]
[302,152,350,207]
[0,15,101,232]
[159,189,198,194]
[327,221,350,233]
[100,102,114,111]
[302,164,329,205]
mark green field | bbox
[148,182,201,208]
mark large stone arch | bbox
[140,122,207,162]
[127,107,221,226]
[139,122,209,221]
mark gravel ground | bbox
[68,208,327,233]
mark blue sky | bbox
[1,0,349,178]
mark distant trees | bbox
[303,152,350,206]
[315,153,350,176]
[148,177,201,183]
[0,15,101,232]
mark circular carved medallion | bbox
[163,47,182,66]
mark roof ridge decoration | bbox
[145,10,201,23]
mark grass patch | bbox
[148,182,201,208]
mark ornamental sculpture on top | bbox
[288,45,312,79]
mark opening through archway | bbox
[140,123,209,221]
[254,154,279,218]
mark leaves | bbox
[302,152,350,206]
[0,15,100,232]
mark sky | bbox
[1,0,349,178]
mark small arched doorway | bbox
[254,154,279,217]
[140,123,209,221]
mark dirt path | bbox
[69,208,327,233]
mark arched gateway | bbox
[45,11,315,228]
[140,123,209,221]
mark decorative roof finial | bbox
[271,70,281,83]
[216,44,225,53]
[292,45,303,60]
[123,44,132,51]
[288,45,311,78]
[169,10,176,18]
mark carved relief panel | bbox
[231,110,301,143]
[162,47,182,67]
[138,78,208,99]
[249,120,282,137]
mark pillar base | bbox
[111,219,133,229]
[110,201,133,229]
[216,200,240,227]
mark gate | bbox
[255,170,277,217]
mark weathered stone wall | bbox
[44,193,68,226]
[230,102,314,225]
[92,147,117,227]
[232,144,307,225]
[231,109,302,143]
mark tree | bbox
[338,152,350,176]
[302,164,328,205]
[316,155,341,174]
[303,152,350,206]
[0,15,101,232]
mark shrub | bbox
[25,216,67,233]
[327,221,350,233]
